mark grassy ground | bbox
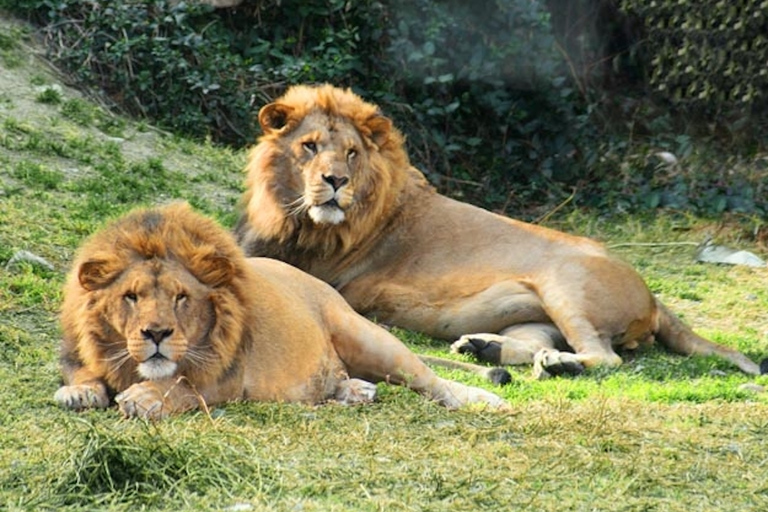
[2,14,768,512]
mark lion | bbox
[54,203,508,419]
[235,83,761,378]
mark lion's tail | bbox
[653,297,760,375]
[418,355,512,386]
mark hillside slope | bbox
[0,14,245,261]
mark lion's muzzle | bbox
[306,172,352,226]
[133,326,180,380]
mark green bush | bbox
[6,0,385,144]
[14,0,255,143]
[5,0,766,216]
[377,0,585,205]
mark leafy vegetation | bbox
[6,0,764,217]
[620,0,768,116]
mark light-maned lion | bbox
[54,203,507,419]
[235,83,761,378]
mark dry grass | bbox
[4,396,768,511]
[2,14,768,512]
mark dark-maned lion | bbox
[235,84,760,378]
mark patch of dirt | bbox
[0,17,148,153]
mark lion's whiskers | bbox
[103,349,132,372]
[284,195,309,218]
[184,347,217,368]
[284,195,304,208]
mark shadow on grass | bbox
[29,417,276,509]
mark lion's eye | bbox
[124,292,137,303]
[302,141,317,154]
[347,148,357,160]
[175,292,187,304]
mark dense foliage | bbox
[621,0,768,118]
[3,0,767,216]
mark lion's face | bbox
[268,110,366,226]
[237,85,412,255]
[83,258,217,381]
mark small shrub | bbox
[60,99,95,125]
[0,24,26,67]
[34,85,62,105]
[9,160,64,190]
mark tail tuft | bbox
[486,367,513,386]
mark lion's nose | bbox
[141,328,174,345]
[323,174,349,191]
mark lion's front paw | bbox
[532,348,585,379]
[54,384,109,410]
[116,382,168,420]
[450,334,503,364]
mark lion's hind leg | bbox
[451,323,564,365]
[330,311,509,410]
[451,323,625,379]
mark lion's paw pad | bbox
[450,336,489,355]
[486,367,513,386]
[533,349,585,380]
[451,335,503,364]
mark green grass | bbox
[0,23,26,68]
[35,85,63,105]
[2,14,768,512]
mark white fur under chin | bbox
[138,359,177,380]
[309,205,346,225]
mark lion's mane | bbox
[60,202,256,392]
[236,84,431,260]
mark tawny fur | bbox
[55,203,508,419]
[235,84,760,376]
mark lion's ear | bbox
[365,114,392,148]
[194,254,236,288]
[78,258,122,291]
[259,103,294,133]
